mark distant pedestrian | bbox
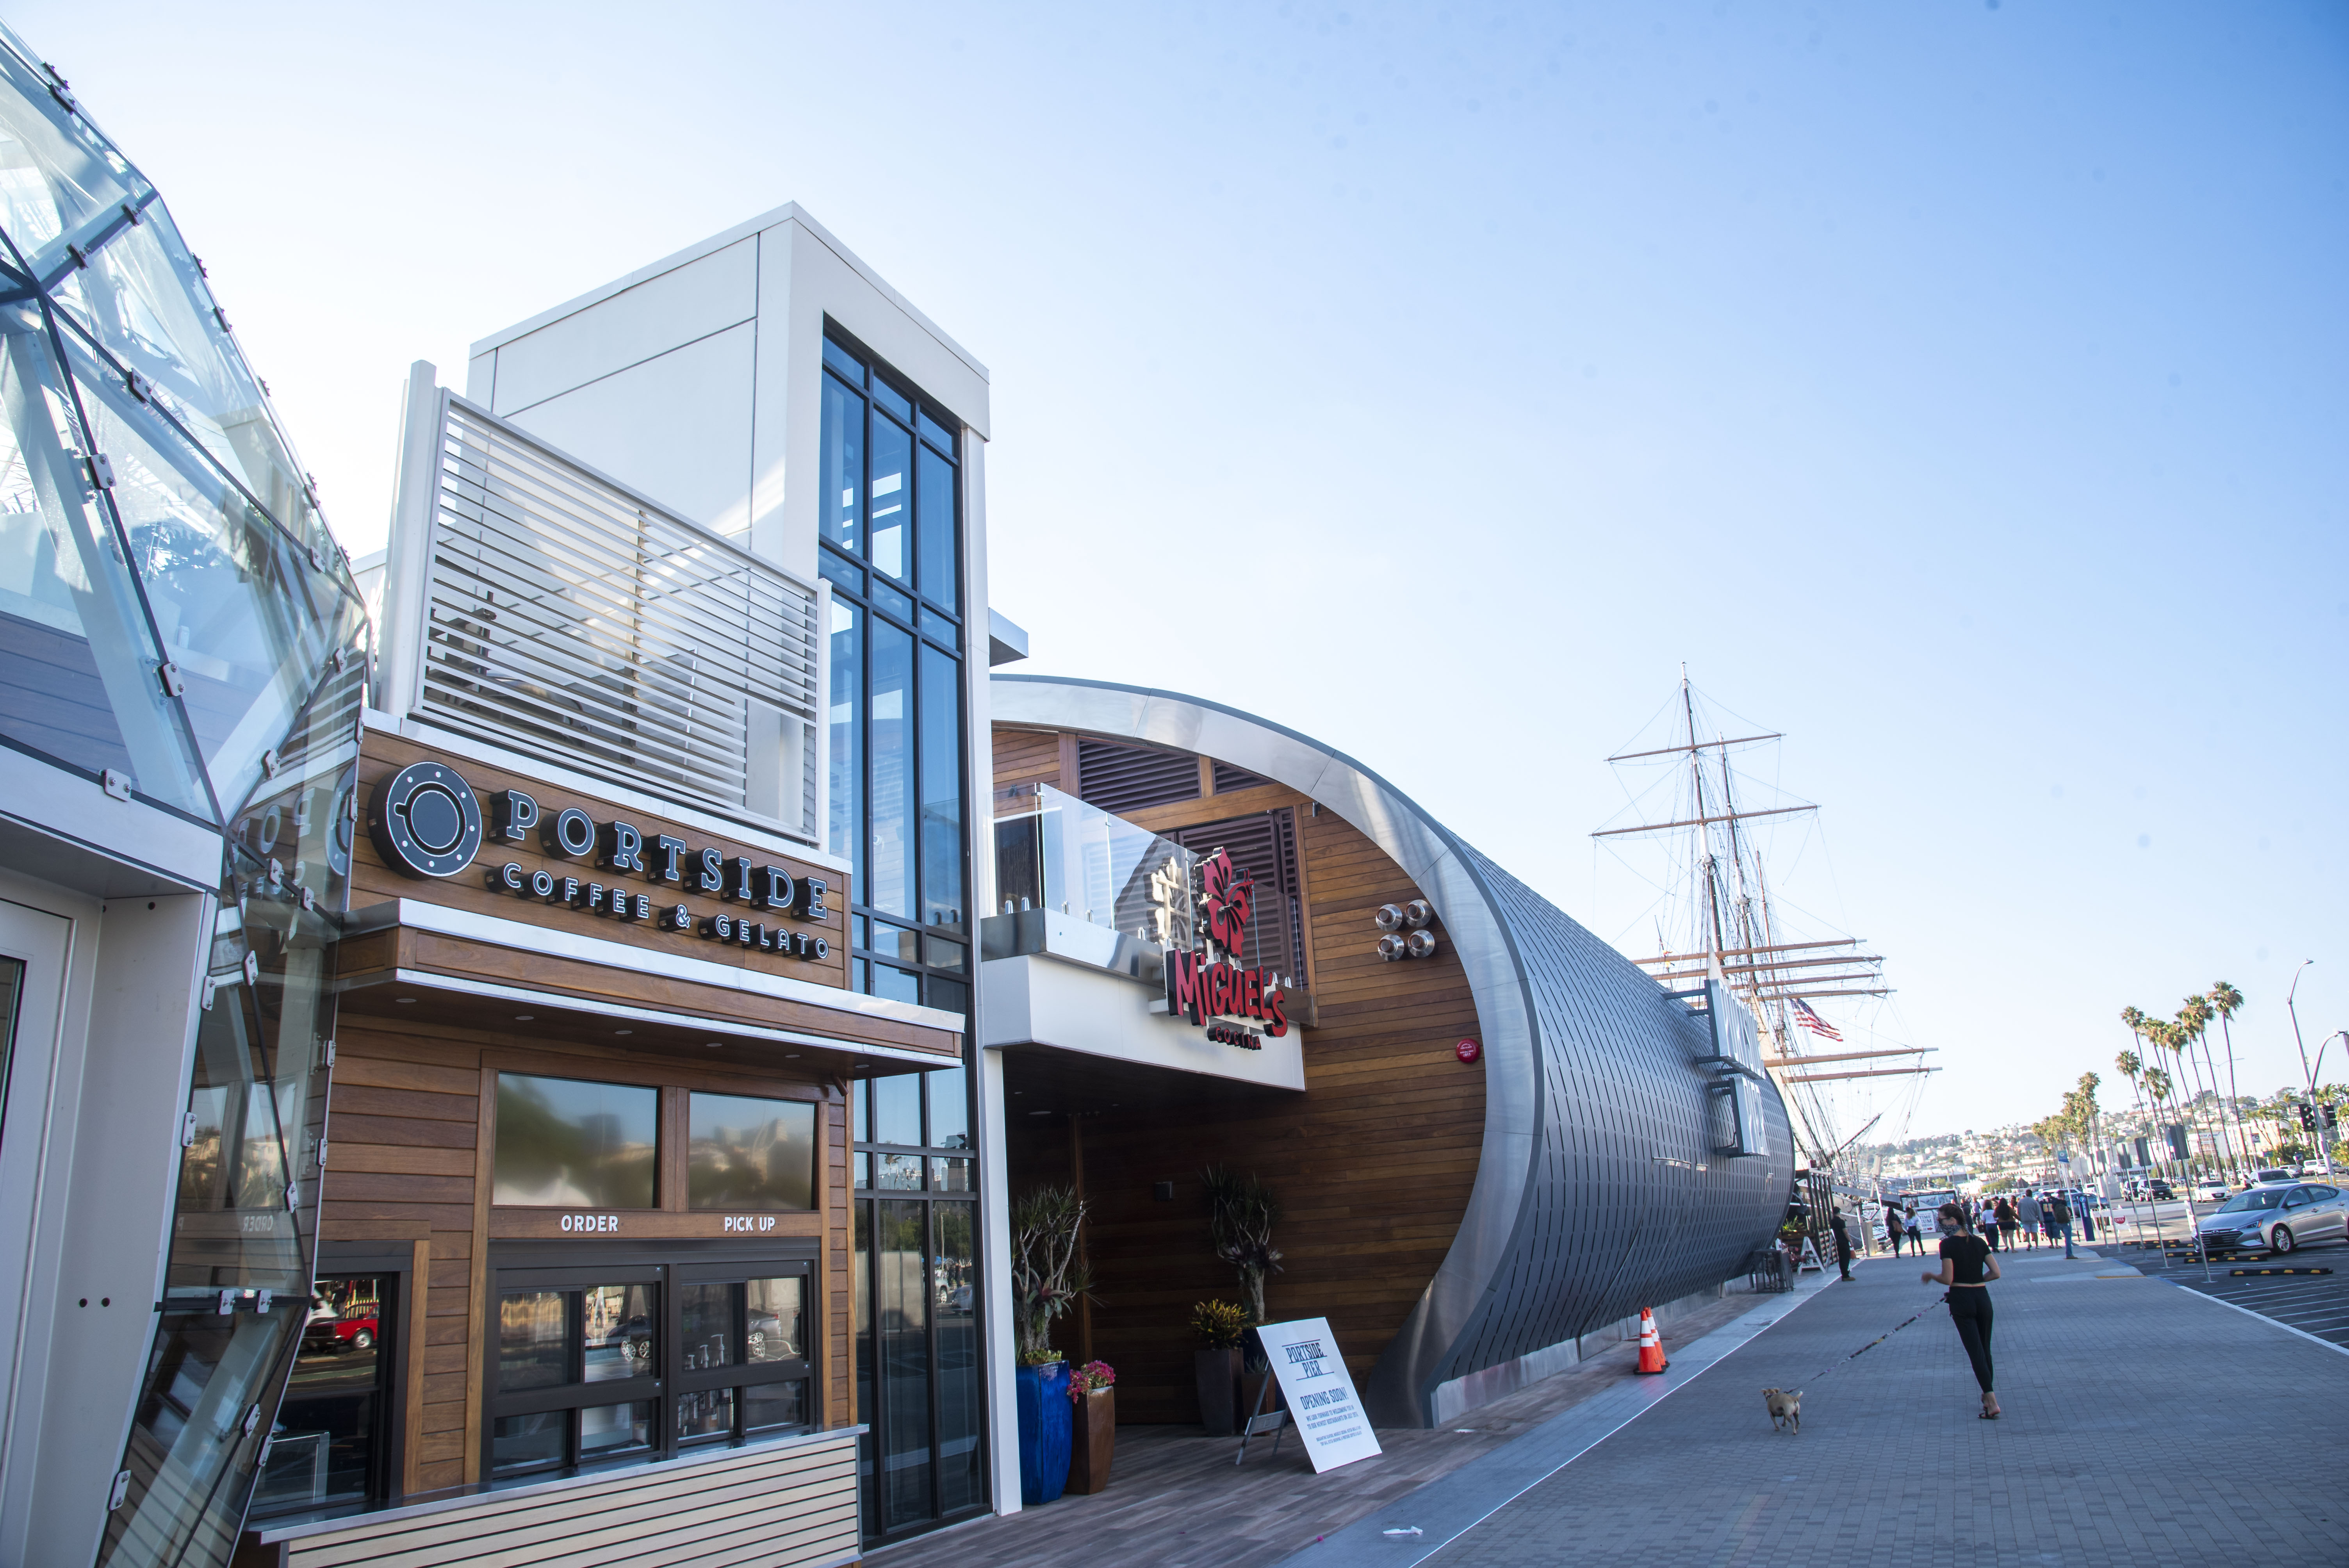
[2049,1192,2076,1259]
[1907,1210,1924,1254]
[1978,1198,2001,1249]
[1994,1197,2020,1250]
[1830,1207,1854,1280]
[1923,1203,2001,1420]
[2017,1188,2043,1249]
[1882,1202,1906,1256]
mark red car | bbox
[302,1303,380,1352]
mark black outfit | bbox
[1830,1213,1854,1279]
[1939,1233,1995,1393]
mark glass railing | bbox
[993,782,1194,948]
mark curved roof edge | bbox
[991,674,1547,1423]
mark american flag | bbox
[1791,998,1843,1042]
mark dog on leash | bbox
[1762,1388,1803,1434]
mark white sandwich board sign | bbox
[1253,1316,1382,1473]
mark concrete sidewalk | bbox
[1363,1247,2349,1566]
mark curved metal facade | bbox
[991,676,1793,1425]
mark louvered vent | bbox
[405,396,821,840]
[1212,760,1271,793]
[1076,738,1200,816]
[1174,809,1303,981]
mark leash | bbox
[1793,1299,1944,1388]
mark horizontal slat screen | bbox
[1076,737,1199,816]
[415,398,820,840]
[1174,808,1303,981]
[282,1433,859,1568]
[1211,759,1271,793]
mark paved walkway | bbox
[1319,1245,2349,1567]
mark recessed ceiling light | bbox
[1027,1109,1052,1117]
[614,1029,633,1036]
[513,1014,535,1022]
[706,1041,723,1049]
[784,1053,800,1059]
[395,997,416,1005]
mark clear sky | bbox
[27,2,2346,1139]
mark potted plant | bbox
[1203,1166,1283,1324]
[1064,1360,1118,1494]
[1012,1185,1091,1505]
[1190,1299,1249,1437]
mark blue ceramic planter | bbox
[1016,1360,1073,1505]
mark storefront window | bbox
[492,1074,659,1208]
[687,1092,817,1210]
[249,1274,396,1522]
[817,328,969,1017]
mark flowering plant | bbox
[1067,1360,1116,1399]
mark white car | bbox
[2196,1181,2232,1203]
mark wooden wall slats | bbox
[997,725,1486,1421]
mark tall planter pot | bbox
[1065,1388,1116,1495]
[1016,1360,1073,1505]
[1194,1347,1242,1437]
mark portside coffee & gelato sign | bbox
[370,759,831,962]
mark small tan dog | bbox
[1762,1388,1803,1434]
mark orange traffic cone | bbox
[1634,1308,1669,1375]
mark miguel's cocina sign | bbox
[1164,848,1289,1045]
[369,758,831,962]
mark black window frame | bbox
[482,1240,820,1484]
[818,321,971,1017]
[246,1244,414,1523]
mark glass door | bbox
[250,1274,396,1520]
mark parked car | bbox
[2254,1168,2297,1186]
[301,1308,379,1352]
[2196,1180,2232,1203]
[2194,1182,2349,1254]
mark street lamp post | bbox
[2285,962,2333,1175]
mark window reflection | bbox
[493,1074,658,1208]
[499,1291,568,1390]
[583,1285,654,1382]
[748,1277,805,1363]
[688,1092,816,1210]
[681,1282,734,1370]
[869,415,911,581]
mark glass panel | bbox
[744,1381,807,1434]
[852,914,869,952]
[878,1199,933,1528]
[747,1276,805,1363]
[0,46,147,278]
[74,338,349,813]
[993,781,1198,944]
[870,377,913,424]
[816,546,861,597]
[853,1200,874,1514]
[676,1386,734,1444]
[579,1401,655,1463]
[491,1411,566,1475]
[917,605,958,648]
[0,956,19,1147]
[827,597,861,879]
[925,976,970,1016]
[850,1076,868,1143]
[497,1291,569,1392]
[688,1092,816,1210]
[920,643,964,931]
[680,1281,738,1371]
[869,414,911,581]
[870,962,920,1006]
[821,337,866,385]
[869,576,914,624]
[871,1074,921,1147]
[930,1158,973,1194]
[916,408,957,458]
[934,1203,981,1513]
[251,1275,389,1518]
[583,1284,654,1382]
[868,618,913,917]
[875,1153,923,1191]
[493,1074,658,1208]
[927,1067,970,1150]
[818,373,864,554]
[853,1152,870,1189]
[916,445,958,613]
[0,308,212,814]
[922,936,966,973]
[868,919,919,966]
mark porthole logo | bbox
[370,762,485,879]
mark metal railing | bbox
[389,393,822,841]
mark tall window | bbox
[851,1067,981,1540]
[818,330,969,1017]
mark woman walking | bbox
[1921,1202,2001,1419]
[1994,1195,2021,1252]
[1882,1201,1907,1256]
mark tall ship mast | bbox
[1592,671,1934,1168]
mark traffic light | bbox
[2297,1103,2318,1135]
[2326,1104,2340,1132]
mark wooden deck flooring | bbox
[867,1288,1775,1568]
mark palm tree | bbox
[2148,1021,2194,1178]
[2210,982,2249,1177]
[2144,1064,2176,1173]
[2178,994,2235,1178]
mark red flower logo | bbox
[1199,848,1255,955]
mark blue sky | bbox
[29,2,2347,1138]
